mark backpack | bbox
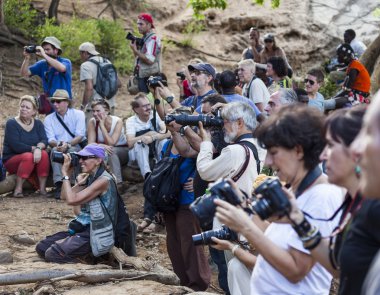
[143,141,185,213]
[89,57,118,100]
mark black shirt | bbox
[336,198,380,295]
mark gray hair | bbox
[221,102,257,131]
[279,88,298,105]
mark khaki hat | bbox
[49,89,70,101]
[41,36,62,52]
[79,42,100,55]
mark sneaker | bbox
[52,182,62,200]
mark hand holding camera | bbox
[198,121,212,142]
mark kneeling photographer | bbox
[214,105,344,294]
[36,144,132,263]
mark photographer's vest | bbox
[137,32,162,78]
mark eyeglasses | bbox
[51,100,64,104]
[304,78,316,86]
[264,39,273,43]
[191,70,207,76]
[78,155,97,161]
[139,103,151,109]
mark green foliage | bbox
[4,0,38,36]
[319,76,339,99]
[374,8,380,17]
[178,19,205,47]
[188,0,227,19]
[36,18,134,74]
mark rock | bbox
[12,231,35,245]
[0,251,13,264]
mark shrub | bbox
[4,0,38,36]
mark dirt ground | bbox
[0,0,379,294]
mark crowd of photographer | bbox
[3,10,380,295]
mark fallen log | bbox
[0,268,179,286]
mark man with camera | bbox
[129,13,161,93]
[20,36,72,100]
[125,92,169,179]
[44,89,86,199]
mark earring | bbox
[355,165,361,177]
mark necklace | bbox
[19,117,33,126]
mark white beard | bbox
[224,123,238,143]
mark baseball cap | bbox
[76,143,106,159]
[263,33,275,42]
[41,36,62,53]
[188,63,216,79]
[79,42,100,55]
[138,13,155,28]
[49,89,70,101]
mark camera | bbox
[25,45,37,54]
[126,32,144,47]
[190,180,242,229]
[176,71,186,81]
[147,76,168,88]
[51,151,80,167]
[192,225,238,246]
[164,111,223,128]
[252,178,291,220]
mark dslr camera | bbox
[126,32,144,48]
[147,76,167,88]
[176,71,186,81]
[190,180,242,229]
[252,178,291,220]
[51,151,80,168]
[192,225,238,246]
[25,45,37,54]
[164,109,223,128]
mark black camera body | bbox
[252,178,291,220]
[147,76,167,88]
[176,71,186,81]
[126,32,144,48]
[192,225,238,246]
[51,151,80,167]
[190,180,242,229]
[164,113,223,128]
[25,45,37,54]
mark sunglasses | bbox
[304,78,316,86]
[264,39,273,43]
[78,155,97,161]
[51,100,65,104]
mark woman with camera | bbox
[283,105,380,295]
[87,100,128,188]
[36,144,118,263]
[3,95,49,197]
[214,105,344,294]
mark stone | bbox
[0,251,13,264]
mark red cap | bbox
[138,13,154,28]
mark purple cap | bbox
[188,63,216,79]
[76,143,106,159]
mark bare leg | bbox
[38,176,48,194]
[14,176,25,196]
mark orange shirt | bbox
[347,60,371,93]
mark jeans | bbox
[209,246,230,295]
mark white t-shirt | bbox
[350,39,367,58]
[242,77,270,107]
[250,184,344,295]
[125,112,164,137]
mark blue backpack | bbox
[89,57,118,100]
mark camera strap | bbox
[55,112,76,139]
[294,165,322,198]
[232,134,261,176]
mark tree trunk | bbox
[360,32,380,76]
[370,55,380,94]
[48,0,60,23]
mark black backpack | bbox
[143,141,185,213]
[89,57,118,100]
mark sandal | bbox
[13,192,24,198]
[137,218,152,232]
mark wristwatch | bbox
[62,176,70,181]
[165,96,174,104]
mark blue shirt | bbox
[3,118,48,162]
[181,89,217,113]
[223,93,262,116]
[44,108,86,144]
[29,57,72,98]
[161,141,196,205]
[308,92,325,112]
